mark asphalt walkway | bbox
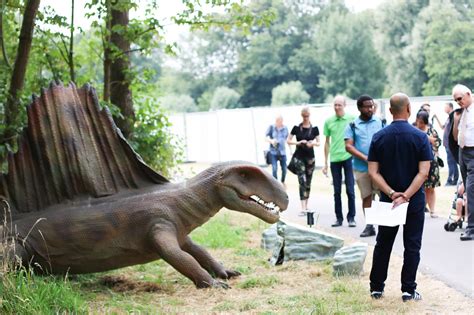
[280,189,474,298]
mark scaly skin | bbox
[1,161,288,288]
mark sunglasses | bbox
[302,115,310,118]
[454,94,464,103]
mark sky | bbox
[41,0,383,41]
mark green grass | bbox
[190,211,247,248]
[0,209,452,313]
[0,268,86,314]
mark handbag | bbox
[287,155,300,174]
[436,156,444,168]
[264,150,271,165]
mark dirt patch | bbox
[99,275,162,293]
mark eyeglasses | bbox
[454,94,464,103]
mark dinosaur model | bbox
[0,82,288,288]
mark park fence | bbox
[169,95,453,167]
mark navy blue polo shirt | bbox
[368,120,433,210]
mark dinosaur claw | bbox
[212,280,230,289]
[225,270,241,279]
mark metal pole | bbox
[250,108,259,165]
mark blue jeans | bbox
[270,153,287,183]
[330,157,356,222]
[445,146,459,183]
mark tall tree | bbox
[107,0,134,138]
[3,0,41,146]
[422,4,474,95]
[315,10,385,99]
[375,0,429,95]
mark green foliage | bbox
[210,86,241,109]
[422,8,474,95]
[159,94,198,113]
[0,268,86,314]
[375,0,430,95]
[315,10,385,99]
[129,94,183,177]
[271,80,310,106]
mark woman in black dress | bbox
[287,107,320,215]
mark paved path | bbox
[280,189,474,298]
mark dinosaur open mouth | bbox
[249,195,281,215]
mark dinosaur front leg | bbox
[151,228,229,289]
[182,236,241,280]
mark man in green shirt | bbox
[323,95,357,227]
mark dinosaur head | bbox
[215,162,288,223]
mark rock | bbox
[269,220,344,263]
[260,224,278,251]
[269,235,285,266]
[333,242,368,276]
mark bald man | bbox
[367,93,432,302]
[323,95,356,227]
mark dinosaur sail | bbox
[0,82,168,214]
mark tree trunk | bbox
[103,0,111,102]
[109,4,134,138]
[3,0,41,145]
[68,0,75,82]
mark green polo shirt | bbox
[324,113,355,162]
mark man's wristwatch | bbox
[388,190,395,198]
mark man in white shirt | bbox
[452,84,474,241]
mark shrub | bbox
[271,81,310,106]
[159,94,198,113]
[130,95,183,178]
[210,86,241,110]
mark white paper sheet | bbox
[365,201,408,227]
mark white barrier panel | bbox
[169,96,455,167]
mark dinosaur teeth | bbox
[249,195,280,215]
[250,195,260,202]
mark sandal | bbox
[430,212,438,218]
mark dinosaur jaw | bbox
[225,189,287,224]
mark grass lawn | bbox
[0,163,470,314]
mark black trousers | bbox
[370,208,424,294]
[459,147,474,231]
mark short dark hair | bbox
[416,109,429,125]
[420,103,430,109]
[357,95,373,107]
[446,102,453,109]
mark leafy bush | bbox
[159,94,198,113]
[210,86,241,110]
[130,95,183,178]
[271,81,310,106]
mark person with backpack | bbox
[265,114,289,186]
[344,95,385,237]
